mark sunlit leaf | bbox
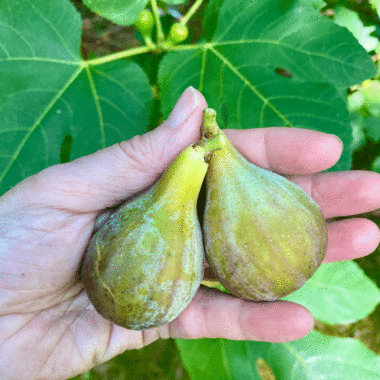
[283,261,380,324]
[334,6,378,52]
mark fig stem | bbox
[203,133,226,156]
[181,0,204,25]
[201,108,220,138]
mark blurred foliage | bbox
[70,338,191,380]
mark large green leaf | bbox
[210,0,374,88]
[268,330,380,379]
[0,0,153,194]
[177,330,380,379]
[82,0,149,25]
[158,0,376,171]
[283,261,380,324]
[203,0,224,39]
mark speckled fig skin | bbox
[202,108,328,301]
[81,145,208,330]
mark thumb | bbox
[11,87,207,212]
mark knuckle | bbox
[117,133,166,175]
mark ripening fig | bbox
[82,143,211,330]
[201,108,328,301]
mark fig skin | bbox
[81,145,208,330]
[202,109,328,301]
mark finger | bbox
[10,87,207,212]
[168,286,314,343]
[290,170,380,218]
[225,127,343,175]
[324,218,380,263]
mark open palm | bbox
[1,87,380,380]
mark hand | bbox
[0,87,379,380]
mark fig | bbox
[135,10,154,38]
[165,23,189,47]
[201,108,328,301]
[82,143,209,330]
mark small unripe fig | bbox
[135,10,154,38]
[82,144,209,330]
[167,23,189,45]
[201,108,328,301]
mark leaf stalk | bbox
[84,46,152,66]
[201,108,220,138]
[150,0,165,44]
[181,0,204,25]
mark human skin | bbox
[0,87,379,380]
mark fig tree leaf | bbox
[0,0,153,194]
[177,330,380,379]
[267,330,380,379]
[283,261,380,324]
[176,338,265,380]
[159,0,376,171]
[82,0,149,25]
[212,0,374,87]
[299,0,325,10]
[203,0,224,40]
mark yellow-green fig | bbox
[82,144,209,330]
[201,108,328,301]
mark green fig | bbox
[164,23,189,47]
[135,10,154,38]
[82,144,209,330]
[201,108,328,301]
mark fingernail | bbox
[330,134,344,150]
[166,86,199,129]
